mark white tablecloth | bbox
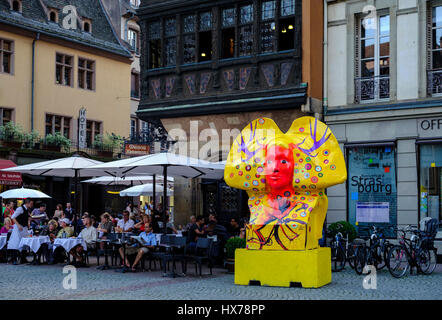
[18,236,50,253]
[0,236,7,250]
[53,238,87,252]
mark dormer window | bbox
[11,0,21,13]
[82,19,92,33]
[49,10,58,23]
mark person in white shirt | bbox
[115,210,134,232]
[70,214,97,264]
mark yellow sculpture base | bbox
[234,247,331,288]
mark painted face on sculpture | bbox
[264,145,294,190]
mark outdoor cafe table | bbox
[19,236,50,253]
[0,235,7,250]
[19,236,51,265]
[53,238,87,252]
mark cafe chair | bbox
[186,238,214,276]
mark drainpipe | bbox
[323,0,328,116]
[31,32,40,131]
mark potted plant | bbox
[0,121,25,148]
[93,132,124,158]
[24,130,40,149]
[41,133,71,152]
[224,237,246,273]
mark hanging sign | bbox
[78,107,87,148]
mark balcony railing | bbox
[354,75,390,104]
[427,69,442,97]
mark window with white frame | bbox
[355,13,390,103]
[428,4,442,96]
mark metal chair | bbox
[186,238,214,276]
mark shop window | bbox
[347,145,397,238]
[0,38,14,74]
[419,144,442,231]
[55,53,73,86]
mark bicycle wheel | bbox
[373,245,386,270]
[347,244,356,269]
[387,245,410,278]
[354,246,367,275]
[331,242,346,272]
[418,248,437,275]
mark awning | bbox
[0,160,22,186]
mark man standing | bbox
[8,199,34,264]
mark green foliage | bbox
[93,132,124,150]
[44,133,71,149]
[225,237,246,260]
[0,121,25,141]
[328,221,357,242]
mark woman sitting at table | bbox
[3,201,14,221]
[41,221,58,264]
[97,213,113,249]
[0,217,12,234]
[56,219,74,238]
[134,214,150,232]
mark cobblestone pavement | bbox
[0,260,441,300]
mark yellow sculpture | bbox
[224,117,347,287]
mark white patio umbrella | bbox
[87,152,225,232]
[119,184,173,197]
[1,155,104,212]
[0,187,51,199]
[82,175,174,186]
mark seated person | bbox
[40,221,58,264]
[228,217,242,238]
[97,212,114,249]
[119,223,157,270]
[70,215,97,264]
[184,216,196,231]
[0,217,12,234]
[115,210,134,233]
[188,215,206,251]
[56,219,74,238]
[30,203,49,227]
[134,214,150,232]
[164,214,178,234]
[90,215,99,228]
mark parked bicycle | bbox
[329,225,357,272]
[386,219,438,278]
[354,226,392,275]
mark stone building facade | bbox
[136,0,325,226]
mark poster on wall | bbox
[348,146,397,237]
